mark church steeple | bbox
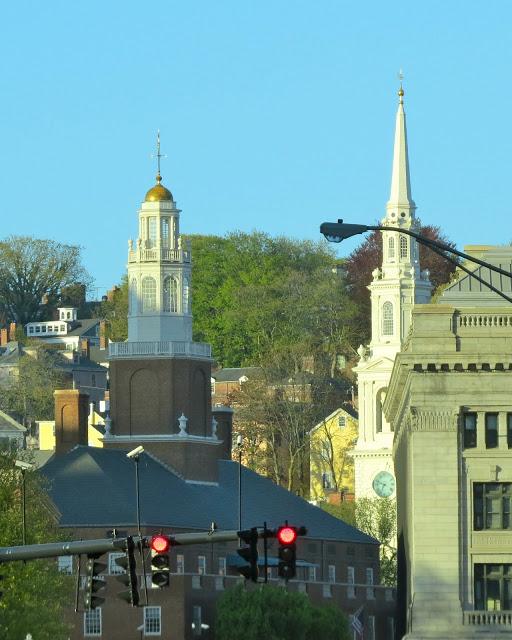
[386,81,416,219]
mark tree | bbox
[0,348,65,425]
[96,276,128,342]
[215,584,350,640]
[0,449,73,639]
[0,236,91,325]
[344,225,457,341]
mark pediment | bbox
[356,356,395,373]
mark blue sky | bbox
[0,1,511,296]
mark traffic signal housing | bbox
[237,527,259,582]
[150,534,171,588]
[277,525,298,580]
[115,536,140,606]
[84,554,107,610]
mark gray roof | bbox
[212,367,263,382]
[65,318,101,338]
[0,409,26,433]
[41,446,377,545]
[89,346,109,364]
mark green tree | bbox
[96,276,128,342]
[0,449,73,639]
[0,348,65,425]
[215,584,350,640]
[0,236,91,324]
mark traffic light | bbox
[237,527,259,582]
[115,535,140,606]
[84,554,107,610]
[150,534,171,588]
[277,525,297,580]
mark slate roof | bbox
[41,446,377,545]
[64,318,101,337]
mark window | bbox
[144,606,162,635]
[388,236,395,259]
[60,324,66,331]
[328,564,336,583]
[142,277,157,313]
[161,218,169,248]
[28,326,34,334]
[382,302,393,336]
[148,217,157,247]
[218,557,226,576]
[108,552,126,575]
[308,566,317,582]
[130,278,138,314]
[485,413,498,449]
[41,325,47,333]
[84,608,102,636]
[508,414,512,449]
[474,564,512,611]
[338,415,346,428]
[197,555,206,575]
[163,276,178,313]
[192,606,202,637]
[322,472,333,489]
[183,277,190,313]
[35,326,41,333]
[57,555,73,574]
[400,235,408,258]
[347,566,355,598]
[463,413,477,449]
[474,483,512,530]
[67,311,71,319]
[176,554,184,574]
[366,567,375,599]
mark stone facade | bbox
[385,305,512,638]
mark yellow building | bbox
[309,405,358,502]
[37,411,105,451]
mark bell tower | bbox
[352,85,431,499]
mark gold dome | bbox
[144,174,173,202]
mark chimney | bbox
[0,328,7,345]
[80,338,90,360]
[99,321,107,350]
[212,405,234,460]
[54,389,89,455]
[8,322,16,342]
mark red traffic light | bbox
[277,526,297,545]
[150,535,170,553]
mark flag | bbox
[351,605,364,637]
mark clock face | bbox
[372,471,395,498]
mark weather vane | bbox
[152,130,167,178]
[398,69,404,102]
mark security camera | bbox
[126,445,144,459]
[15,460,33,471]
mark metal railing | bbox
[109,340,211,359]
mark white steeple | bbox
[126,135,193,343]
[386,84,415,214]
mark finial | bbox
[398,69,404,103]
[152,130,167,183]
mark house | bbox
[0,409,26,449]
[309,405,358,503]
[25,307,104,352]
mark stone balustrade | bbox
[464,610,512,626]
[128,248,191,263]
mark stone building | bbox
[352,87,430,501]
[385,304,512,638]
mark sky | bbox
[0,1,511,297]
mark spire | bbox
[387,76,415,211]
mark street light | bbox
[126,446,148,605]
[15,460,34,546]
[320,219,512,304]
[235,435,243,544]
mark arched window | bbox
[388,236,395,259]
[142,277,156,312]
[161,218,169,248]
[183,277,190,313]
[130,278,138,314]
[163,276,178,313]
[400,236,408,258]
[148,217,157,247]
[375,388,388,433]
[382,301,393,336]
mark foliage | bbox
[0,449,73,639]
[96,275,128,342]
[215,584,350,640]
[344,225,457,341]
[0,348,66,425]
[320,500,357,528]
[189,232,363,368]
[0,236,90,325]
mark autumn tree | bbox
[0,236,90,325]
[344,225,457,341]
[96,275,128,342]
